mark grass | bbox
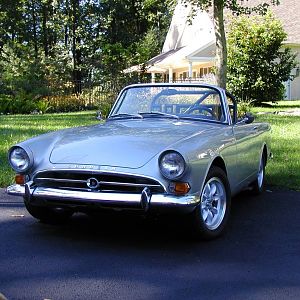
[252,101,300,191]
[261,100,300,109]
[0,101,299,190]
[255,114,300,190]
[0,111,99,187]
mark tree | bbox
[0,42,49,99]
[98,0,173,79]
[0,0,173,108]
[227,13,297,102]
[183,0,280,88]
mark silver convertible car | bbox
[7,83,271,239]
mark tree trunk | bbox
[213,0,227,89]
[30,0,39,59]
[72,0,82,93]
[48,0,54,57]
[42,2,49,57]
[65,0,69,47]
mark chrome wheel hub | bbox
[200,177,226,230]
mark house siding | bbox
[289,45,300,100]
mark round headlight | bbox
[159,151,186,179]
[9,147,31,173]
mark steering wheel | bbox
[184,106,218,119]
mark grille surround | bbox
[33,170,166,194]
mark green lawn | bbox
[253,100,300,112]
[0,111,99,187]
[252,101,300,191]
[255,114,300,190]
[0,102,299,190]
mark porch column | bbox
[168,67,173,83]
[151,72,155,83]
[188,61,193,78]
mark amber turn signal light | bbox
[15,174,25,185]
[169,182,190,195]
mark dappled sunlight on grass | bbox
[1,108,299,190]
[252,100,300,113]
[255,113,300,190]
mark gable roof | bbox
[143,0,215,69]
[146,41,215,70]
[162,0,215,53]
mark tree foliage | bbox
[0,0,173,106]
[227,13,297,102]
[182,0,280,88]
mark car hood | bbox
[49,119,215,169]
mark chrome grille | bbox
[33,170,165,194]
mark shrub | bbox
[227,13,298,103]
[237,100,254,118]
[0,94,37,114]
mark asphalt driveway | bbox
[0,187,300,300]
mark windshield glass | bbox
[110,85,225,122]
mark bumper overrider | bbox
[7,182,200,213]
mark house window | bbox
[199,67,212,78]
[199,68,203,77]
[193,71,197,78]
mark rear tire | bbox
[24,199,73,224]
[191,166,231,240]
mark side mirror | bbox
[244,112,254,124]
[236,112,254,125]
[96,111,102,121]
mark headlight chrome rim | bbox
[159,151,186,180]
[8,146,32,173]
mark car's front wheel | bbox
[191,166,231,240]
[251,153,266,195]
[24,200,73,224]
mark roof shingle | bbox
[241,0,300,44]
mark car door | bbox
[226,94,259,186]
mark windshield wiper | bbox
[179,115,219,123]
[139,112,179,120]
[108,113,143,120]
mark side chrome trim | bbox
[6,184,200,209]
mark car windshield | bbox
[109,85,225,123]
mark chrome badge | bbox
[87,178,99,189]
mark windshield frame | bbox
[108,83,230,124]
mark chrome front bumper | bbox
[7,183,200,212]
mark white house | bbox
[132,0,300,100]
[146,2,216,83]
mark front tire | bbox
[251,154,266,195]
[24,199,73,224]
[191,166,231,240]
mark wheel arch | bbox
[197,155,229,201]
[210,156,228,176]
